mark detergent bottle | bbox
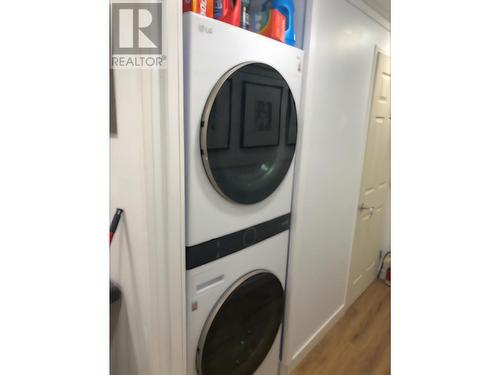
[255,0,295,46]
[271,0,295,46]
[251,0,269,32]
[257,8,285,43]
[214,0,223,18]
[183,0,214,18]
[254,0,284,43]
[241,0,250,30]
[241,0,251,29]
[214,0,242,27]
[262,0,272,11]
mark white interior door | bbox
[346,51,391,308]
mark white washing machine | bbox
[183,11,304,375]
[186,231,289,375]
[183,12,304,249]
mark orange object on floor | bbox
[183,0,214,18]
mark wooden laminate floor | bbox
[292,280,390,375]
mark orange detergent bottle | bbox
[183,0,214,18]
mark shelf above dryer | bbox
[183,0,308,50]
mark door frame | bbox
[149,0,186,374]
[344,46,390,308]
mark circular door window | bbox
[196,271,285,375]
[201,63,298,204]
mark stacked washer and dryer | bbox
[183,12,303,375]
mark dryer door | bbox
[201,63,298,204]
[196,270,285,375]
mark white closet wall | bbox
[110,1,185,375]
[283,0,390,370]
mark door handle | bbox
[359,203,375,215]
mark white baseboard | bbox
[279,362,289,375]
[281,304,346,374]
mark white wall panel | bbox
[283,0,389,369]
[110,1,185,375]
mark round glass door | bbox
[201,63,298,204]
[196,271,285,375]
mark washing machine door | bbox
[201,63,298,204]
[196,270,285,375]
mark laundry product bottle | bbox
[183,0,214,18]
[262,0,273,11]
[254,0,284,43]
[214,0,242,27]
[271,0,295,46]
[214,0,223,18]
[241,0,251,29]
[257,9,286,43]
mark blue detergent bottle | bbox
[271,0,295,46]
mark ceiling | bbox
[362,0,391,22]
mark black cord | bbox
[110,208,124,245]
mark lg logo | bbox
[111,2,162,55]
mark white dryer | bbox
[186,231,289,375]
[183,11,303,375]
[183,12,304,250]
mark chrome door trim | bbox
[195,269,277,374]
[200,61,256,204]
